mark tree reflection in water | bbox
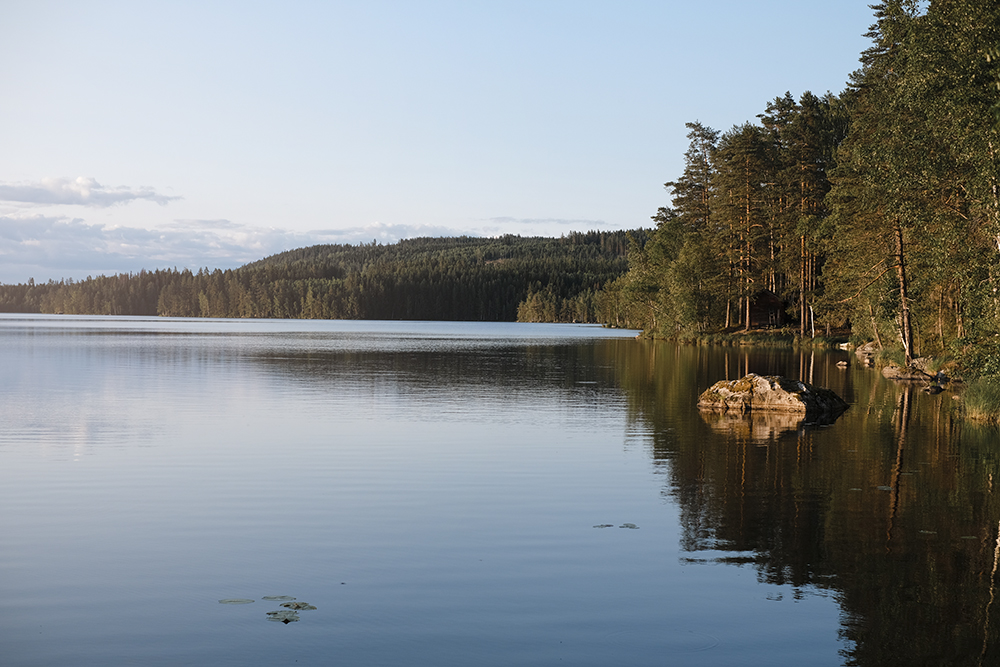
[608,340,1000,666]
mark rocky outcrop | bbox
[880,365,934,381]
[697,373,849,417]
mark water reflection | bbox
[4,317,999,665]
[699,409,825,442]
[609,340,1000,665]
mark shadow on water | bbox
[604,339,1000,666]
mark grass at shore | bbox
[963,378,1000,424]
[874,348,906,368]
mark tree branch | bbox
[833,265,900,304]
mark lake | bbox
[1,314,998,666]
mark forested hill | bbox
[0,231,646,322]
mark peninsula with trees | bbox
[602,1,1000,380]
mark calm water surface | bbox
[1,315,998,666]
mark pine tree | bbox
[710,123,777,330]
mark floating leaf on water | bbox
[219,598,255,605]
[262,596,296,601]
[849,488,862,492]
[919,530,937,535]
[877,486,893,491]
[280,601,317,610]
[619,523,639,529]
[961,536,979,540]
[593,524,614,529]
[266,610,300,623]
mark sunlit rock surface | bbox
[881,363,935,381]
[697,374,848,418]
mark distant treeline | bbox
[0,231,645,322]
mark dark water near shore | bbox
[1,315,998,666]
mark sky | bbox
[0,1,876,284]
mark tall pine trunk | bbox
[894,223,915,364]
[799,234,807,337]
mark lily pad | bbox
[619,523,639,529]
[280,601,317,610]
[266,610,300,623]
[262,596,296,601]
[593,524,614,529]
[219,598,255,605]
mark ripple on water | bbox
[601,627,720,653]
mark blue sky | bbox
[0,1,875,283]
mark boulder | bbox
[855,341,879,367]
[880,365,933,381]
[697,373,849,417]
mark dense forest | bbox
[603,0,1000,371]
[0,232,642,323]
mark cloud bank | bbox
[0,202,620,284]
[0,216,473,284]
[0,177,180,207]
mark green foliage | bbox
[953,335,1000,380]
[611,90,843,336]
[0,232,642,322]
[611,0,1000,377]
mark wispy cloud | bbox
[481,216,616,236]
[0,177,180,207]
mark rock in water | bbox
[697,374,848,417]
[880,365,933,381]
